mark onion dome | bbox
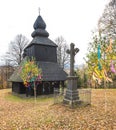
[31,15,49,37]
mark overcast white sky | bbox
[0,0,109,65]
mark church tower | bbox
[23,14,57,63]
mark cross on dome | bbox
[38,7,40,16]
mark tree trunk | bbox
[34,81,36,103]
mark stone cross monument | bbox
[63,43,80,107]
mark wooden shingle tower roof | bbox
[26,14,57,49]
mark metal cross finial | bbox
[38,7,41,15]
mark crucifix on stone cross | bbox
[67,43,79,76]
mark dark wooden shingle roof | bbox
[26,37,57,49]
[38,61,67,81]
[9,61,67,82]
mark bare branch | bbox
[55,36,70,69]
[2,34,29,66]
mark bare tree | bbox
[3,34,29,66]
[98,0,116,39]
[55,36,70,69]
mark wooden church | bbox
[9,13,67,96]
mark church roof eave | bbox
[25,37,57,49]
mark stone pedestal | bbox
[63,76,81,107]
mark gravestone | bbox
[63,43,81,107]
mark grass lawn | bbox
[0,88,116,130]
